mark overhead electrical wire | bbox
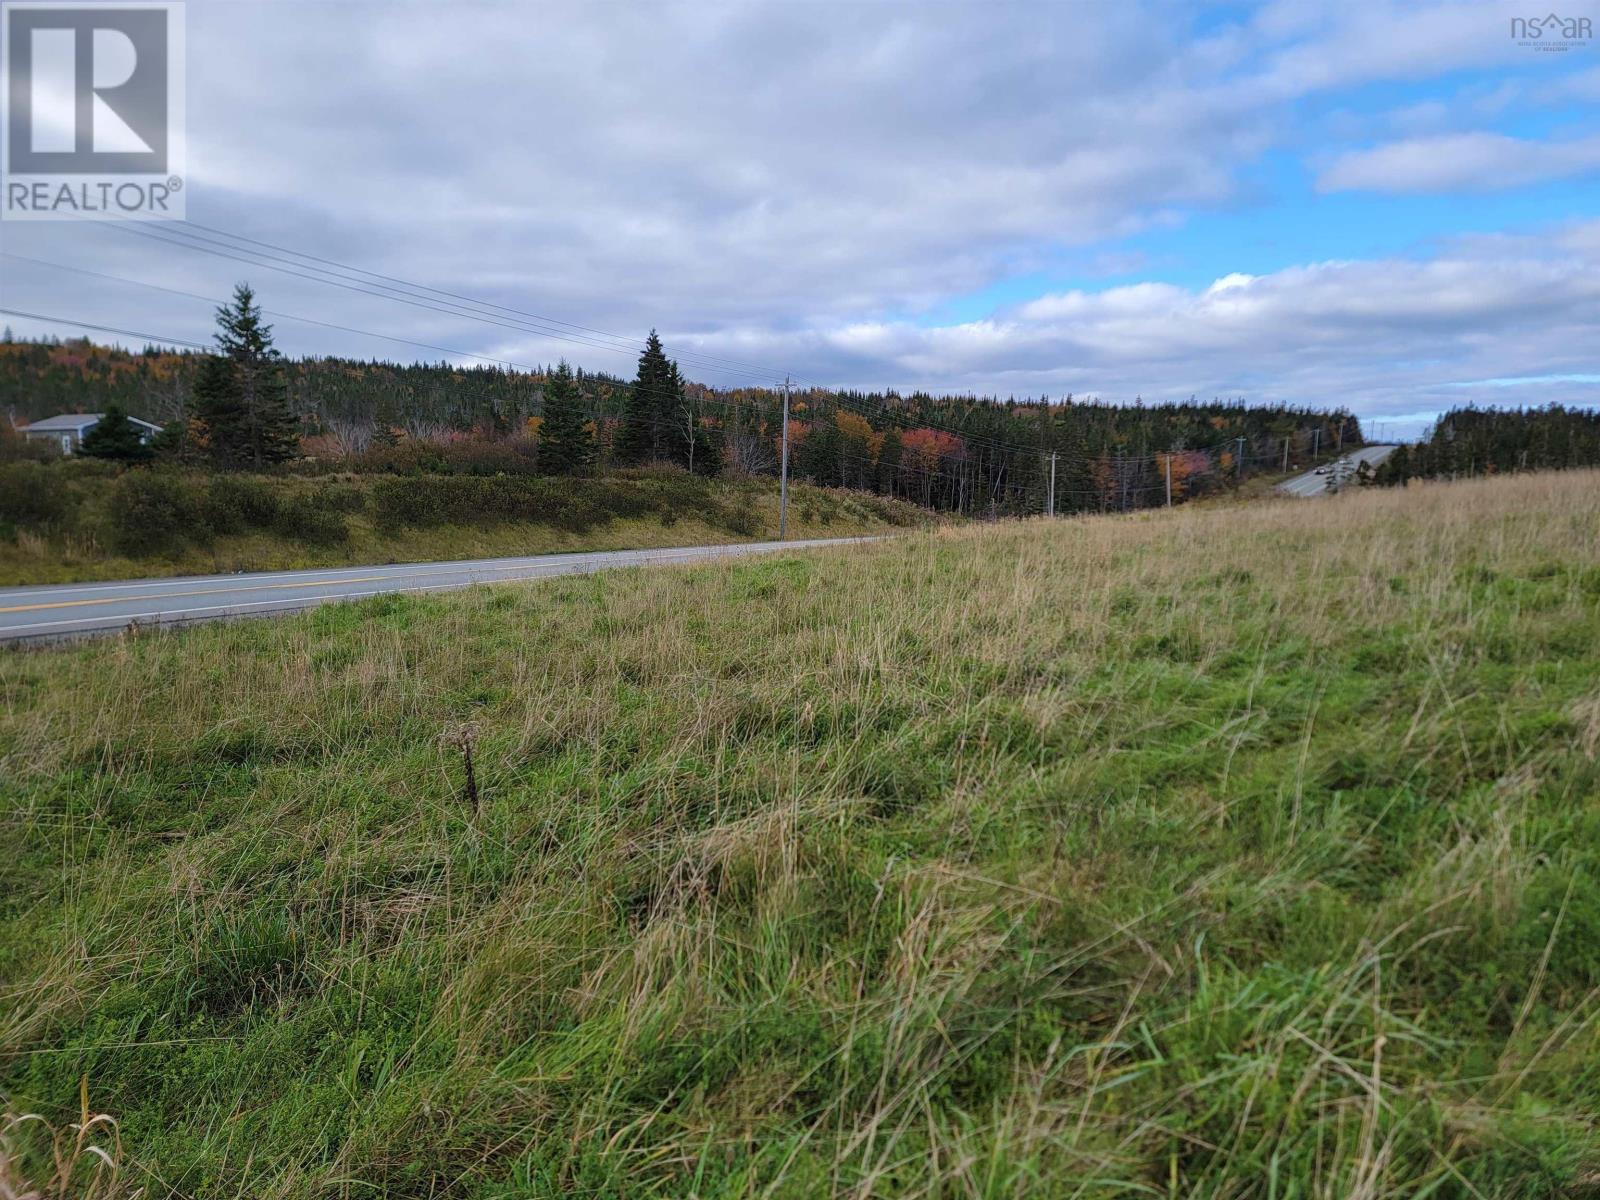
[176,218,795,382]
[123,219,1338,469]
[18,219,1351,475]
[0,306,210,352]
[0,300,1307,512]
[167,221,1303,466]
[4,252,549,375]
[114,222,793,388]
[110,219,1086,461]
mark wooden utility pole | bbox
[778,376,791,539]
[1164,453,1172,507]
[1282,437,1290,472]
[1048,451,1057,516]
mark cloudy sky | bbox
[2,0,1598,435]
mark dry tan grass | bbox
[3,470,1599,1197]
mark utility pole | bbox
[1236,436,1246,482]
[1282,437,1290,472]
[1312,428,1321,459]
[1164,453,1172,507]
[1048,451,1057,517]
[778,376,791,540]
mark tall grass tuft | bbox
[2,470,1599,1196]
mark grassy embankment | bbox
[3,471,1600,1197]
[0,462,927,586]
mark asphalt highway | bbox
[0,537,875,642]
[1277,445,1398,497]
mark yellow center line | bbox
[0,574,396,614]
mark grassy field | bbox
[0,465,925,585]
[3,470,1599,1198]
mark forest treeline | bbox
[1372,405,1600,486]
[1,314,1363,515]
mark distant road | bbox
[0,538,875,642]
[1278,445,1398,498]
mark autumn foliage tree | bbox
[0,324,1371,514]
[894,429,956,499]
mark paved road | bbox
[0,538,876,642]
[1278,445,1398,497]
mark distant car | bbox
[1314,467,1328,475]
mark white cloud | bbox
[0,0,1594,432]
[1318,132,1600,193]
[659,223,1600,422]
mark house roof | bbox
[24,412,162,433]
[24,413,105,431]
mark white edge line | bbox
[0,537,880,638]
[0,538,869,600]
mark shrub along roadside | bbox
[0,460,927,579]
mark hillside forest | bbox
[0,292,1363,516]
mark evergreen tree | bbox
[876,427,903,495]
[193,284,298,469]
[78,404,153,463]
[615,331,675,465]
[148,418,193,463]
[371,391,403,447]
[687,418,724,476]
[797,415,843,486]
[608,331,697,467]
[536,361,594,475]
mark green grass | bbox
[3,470,1600,1198]
[0,464,926,585]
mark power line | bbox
[19,222,1343,480]
[1,255,802,437]
[177,218,793,383]
[3,252,546,374]
[134,221,787,388]
[0,307,209,351]
[0,299,1133,504]
[107,223,689,369]
[110,220,1075,461]
[0,299,792,443]
[0,300,1270,515]
[0,291,1305,487]
[105,219,1327,469]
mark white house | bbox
[21,413,163,455]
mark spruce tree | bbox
[616,330,675,465]
[79,404,153,463]
[371,392,403,447]
[193,284,298,469]
[798,416,842,486]
[876,427,903,495]
[536,361,594,475]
